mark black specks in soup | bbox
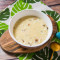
[47,27,48,30]
[13,16,48,46]
[43,24,46,27]
[22,39,24,42]
[28,24,30,26]
[28,42,31,46]
[35,39,38,42]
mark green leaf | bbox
[16,54,21,57]
[0,8,10,20]
[57,21,60,32]
[11,0,32,16]
[0,30,5,37]
[49,48,53,59]
[32,47,59,60]
[16,47,59,60]
[22,0,40,3]
[42,10,60,21]
[0,22,8,30]
[18,53,35,60]
[52,21,60,43]
[40,1,46,5]
[19,54,27,60]
[26,53,35,59]
[32,47,49,60]
[52,37,60,44]
[57,56,60,60]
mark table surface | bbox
[0,0,60,60]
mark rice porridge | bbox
[13,16,48,46]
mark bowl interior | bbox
[9,9,53,48]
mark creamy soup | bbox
[13,16,48,46]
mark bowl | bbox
[9,9,53,48]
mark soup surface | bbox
[13,16,48,46]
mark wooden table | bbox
[0,0,60,13]
[0,0,60,60]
